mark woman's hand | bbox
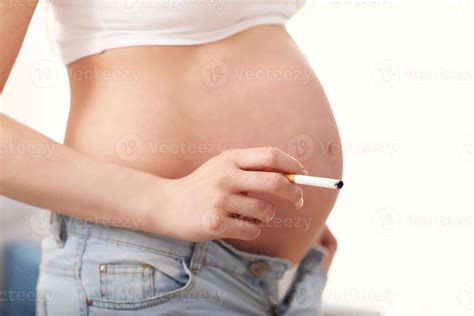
[315,225,338,273]
[151,147,308,242]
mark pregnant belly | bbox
[64,26,343,264]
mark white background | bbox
[1,0,472,315]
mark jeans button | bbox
[248,261,269,277]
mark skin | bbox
[316,225,338,273]
[0,3,341,266]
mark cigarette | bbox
[285,174,344,190]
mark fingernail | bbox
[264,207,275,222]
[296,186,304,208]
[253,229,262,239]
[296,197,304,209]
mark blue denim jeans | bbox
[36,213,327,315]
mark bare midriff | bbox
[64,25,343,265]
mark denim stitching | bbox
[73,236,89,316]
[65,230,188,260]
[102,264,150,274]
[88,260,196,310]
[39,265,77,277]
[189,242,206,273]
[201,260,284,280]
[98,264,154,300]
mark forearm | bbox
[0,113,168,233]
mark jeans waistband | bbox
[57,214,197,260]
[52,213,325,281]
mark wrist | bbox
[134,173,178,235]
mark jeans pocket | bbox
[86,257,195,310]
[98,263,155,301]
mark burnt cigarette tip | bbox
[336,181,344,189]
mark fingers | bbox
[200,208,260,240]
[322,226,337,250]
[319,226,337,272]
[233,171,304,209]
[223,194,275,222]
[321,227,337,255]
[222,216,262,240]
[225,147,308,175]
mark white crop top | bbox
[50,0,305,65]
